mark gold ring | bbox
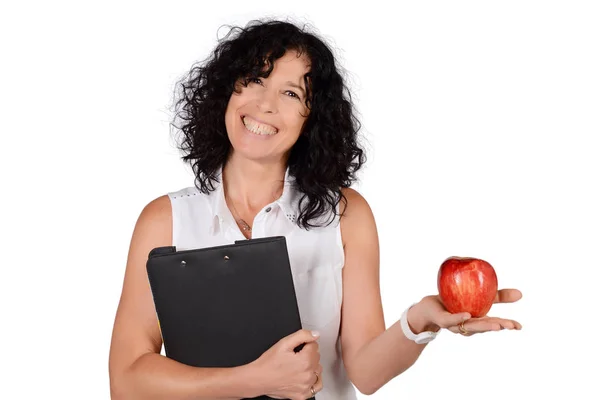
[310,386,316,395]
[458,321,470,335]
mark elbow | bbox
[347,371,381,396]
[111,373,142,400]
[355,382,379,396]
[110,370,133,400]
[345,360,381,395]
[109,363,135,400]
[110,353,156,400]
[110,385,126,400]
[110,377,127,400]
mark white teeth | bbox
[242,116,278,136]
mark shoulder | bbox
[135,194,172,236]
[137,184,202,231]
[339,187,377,246]
[340,187,373,219]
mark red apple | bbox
[437,256,498,318]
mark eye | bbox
[284,90,299,99]
[242,77,262,87]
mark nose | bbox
[257,88,278,114]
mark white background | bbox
[1,1,598,398]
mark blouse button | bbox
[265,207,272,213]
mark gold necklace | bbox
[227,196,252,232]
[225,189,283,233]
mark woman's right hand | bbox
[249,329,323,400]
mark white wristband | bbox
[400,303,439,344]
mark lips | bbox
[241,115,279,136]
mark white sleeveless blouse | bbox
[166,168,358,399]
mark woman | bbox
[108,19,522,399]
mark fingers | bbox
[494,288,523,304]
[301,341,321,370]
[282,329,320,351]
[425,295,470,328]
[308,366,323,398]
[301,341,320,359]
[312,377,323,397]
[438,311,471,328]
[448,317,522,335]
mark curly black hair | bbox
[170,18,366,229]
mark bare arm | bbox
[108,195,261,400]
[338,188,433,395]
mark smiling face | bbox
[224,50,311,163]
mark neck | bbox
[222,154,287,212]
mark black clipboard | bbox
[146,236,316,400]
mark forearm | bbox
[347,302,437,395]
[112,352,261,400]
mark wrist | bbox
[237,362,265,398]
[407,301,440,334]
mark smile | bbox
[241,115,279,136]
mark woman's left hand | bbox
[416,289,523,336]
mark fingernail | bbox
[311,330,320,337]
[463,314,471,320]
